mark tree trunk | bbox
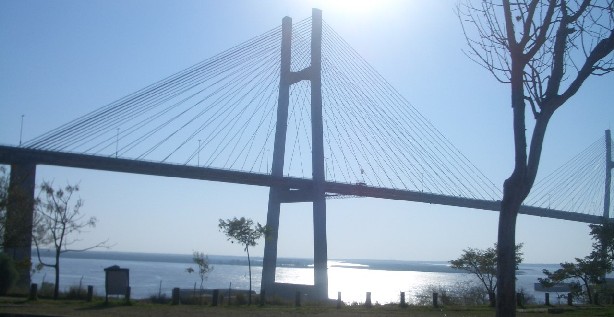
[53,251,60,300]
[496,187,521,317]
[489,291,496,307]
[247,246,252,305]
[496,59,527,317]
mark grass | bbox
[2,296,614,317]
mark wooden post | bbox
[365,292,372,308]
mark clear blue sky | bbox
[0,0,612,265]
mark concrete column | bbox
[3,163,36,292]
[261,15,293,293]
[604,129,611,220]
[310,8,328,301]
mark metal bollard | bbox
[172,287,181,305]
[295,291,301,307]
[29,283,38,301]
[365,292,372,308]
[125,287,131,303]
[212,289,219,306]
[87,285,93,302]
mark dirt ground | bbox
[1,297,611,317]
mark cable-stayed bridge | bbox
[1,9,612,299]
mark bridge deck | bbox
[0,145,602,224]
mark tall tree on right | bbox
[457,1,614,316]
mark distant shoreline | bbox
[33,249,555,274]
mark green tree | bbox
[457,2,614,316]
[33,182,108,299]
[450,243,523,307]
[589,222,614,263]
[539,223,614,304]
[186,251,214,291]
[218,217,265,305]
[539,255,608,304]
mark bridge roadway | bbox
[0,145,602,224]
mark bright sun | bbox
[312,0,400,16]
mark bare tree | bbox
[33,181,108,299]
[457,1,614,316]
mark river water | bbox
[32,250,560,305]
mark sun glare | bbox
[312,0,402,17]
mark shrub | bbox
[38,282,55,298]
[66,277,87,299]
[235,292,247,305]
[0,253,19,295]
[149,293,170,304]
[517,287,537,306]
[412,282,488,306]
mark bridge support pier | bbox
[604,129,612,220]
[3,163,36,292]
[262,9,328,301]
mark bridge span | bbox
[0,145,601,224]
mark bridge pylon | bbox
[604,129,612,220]
[261,8,329,301]
[3,163,36,292]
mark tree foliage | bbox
[186,251,213,290]
[457,1,614,315]
[450,243,523,306]
[33,181,108,299]
[218,217,266,305]
[590,222,614,261]
[539,255,609,304]
[540,222,614,304]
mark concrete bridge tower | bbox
[261,8,328,301]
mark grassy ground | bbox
[1,297,614,317]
